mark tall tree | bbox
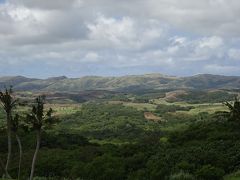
[27,95,54,180]
[0,87,17,178]
[224,97,240,121]
[11,114,22,180]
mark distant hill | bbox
[0,76,36,88]
[0,73,240,92]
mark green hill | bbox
[0,73,240,92]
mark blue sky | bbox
[0,0,240,78]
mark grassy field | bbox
[109,98,228,115]
[45,103,82,116]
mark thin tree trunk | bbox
[29,130,41,180]
[5,113,12,179]
[16,134,22,180]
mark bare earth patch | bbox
[144,112,161,122]
[165,90,188,102]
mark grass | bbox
[185,104,227,115]
[160,122,189,132]
[109,98,228,115]
[89,138,132,145]
[45,103,82,116]
[152,98,228,114]
[122,102,156,111]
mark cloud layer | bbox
[0,0,240,77]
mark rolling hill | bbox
[0,73,240,92]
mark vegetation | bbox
[0,87,17,178]
[174,90,236,104]
[0,85,240,179]
[11,114,22,180]
[1,74,240,91]
[155,104,194,115]
[26,96,55,180]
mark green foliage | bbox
[0,111,240,179]
[0,109,5,127]
[26,96,54,131]
[132,91,166,103]
[224,97,240,122]
[169,171,195,180]
[155,104,194,115]
[224,170,240,180]
[196,165,225,180]
[1,90,240,180]
[0,87,17,114]
[175,90,236,103]
[84,154,125,180]
[58,103,161,141]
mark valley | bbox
[0,74,240,180]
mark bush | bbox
[169,171,195,180]
[224,170,240,180]
[196,165,225,180]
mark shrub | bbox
[196,165,224,180]
[169,171,195,180]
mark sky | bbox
[0,0,240,78]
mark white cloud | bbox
[186,36,225,61]
[228,49,240,60]
[143,0,240,37]
[8,0,79,10]
[84,52,100,62]
[87,15,136,46]
[198,36,223,49]
[170,36,187,46]
[203,64,240,74]
[87,15,165,50]
[0,0,240,77]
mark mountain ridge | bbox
[0,73,240,92]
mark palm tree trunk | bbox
[5,113,12,179]
[29,130,41,180]
[16,134,22,180]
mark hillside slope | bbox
[0,74,240,91]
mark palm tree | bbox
[0,87,17,178]
[27,95,54,180]
[11,114,22,180]
[224,97,240,121]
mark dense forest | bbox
[0,87,240,180]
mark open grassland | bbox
[110,98,228,115]
[45,103,82,116]
[185,103,227,115]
